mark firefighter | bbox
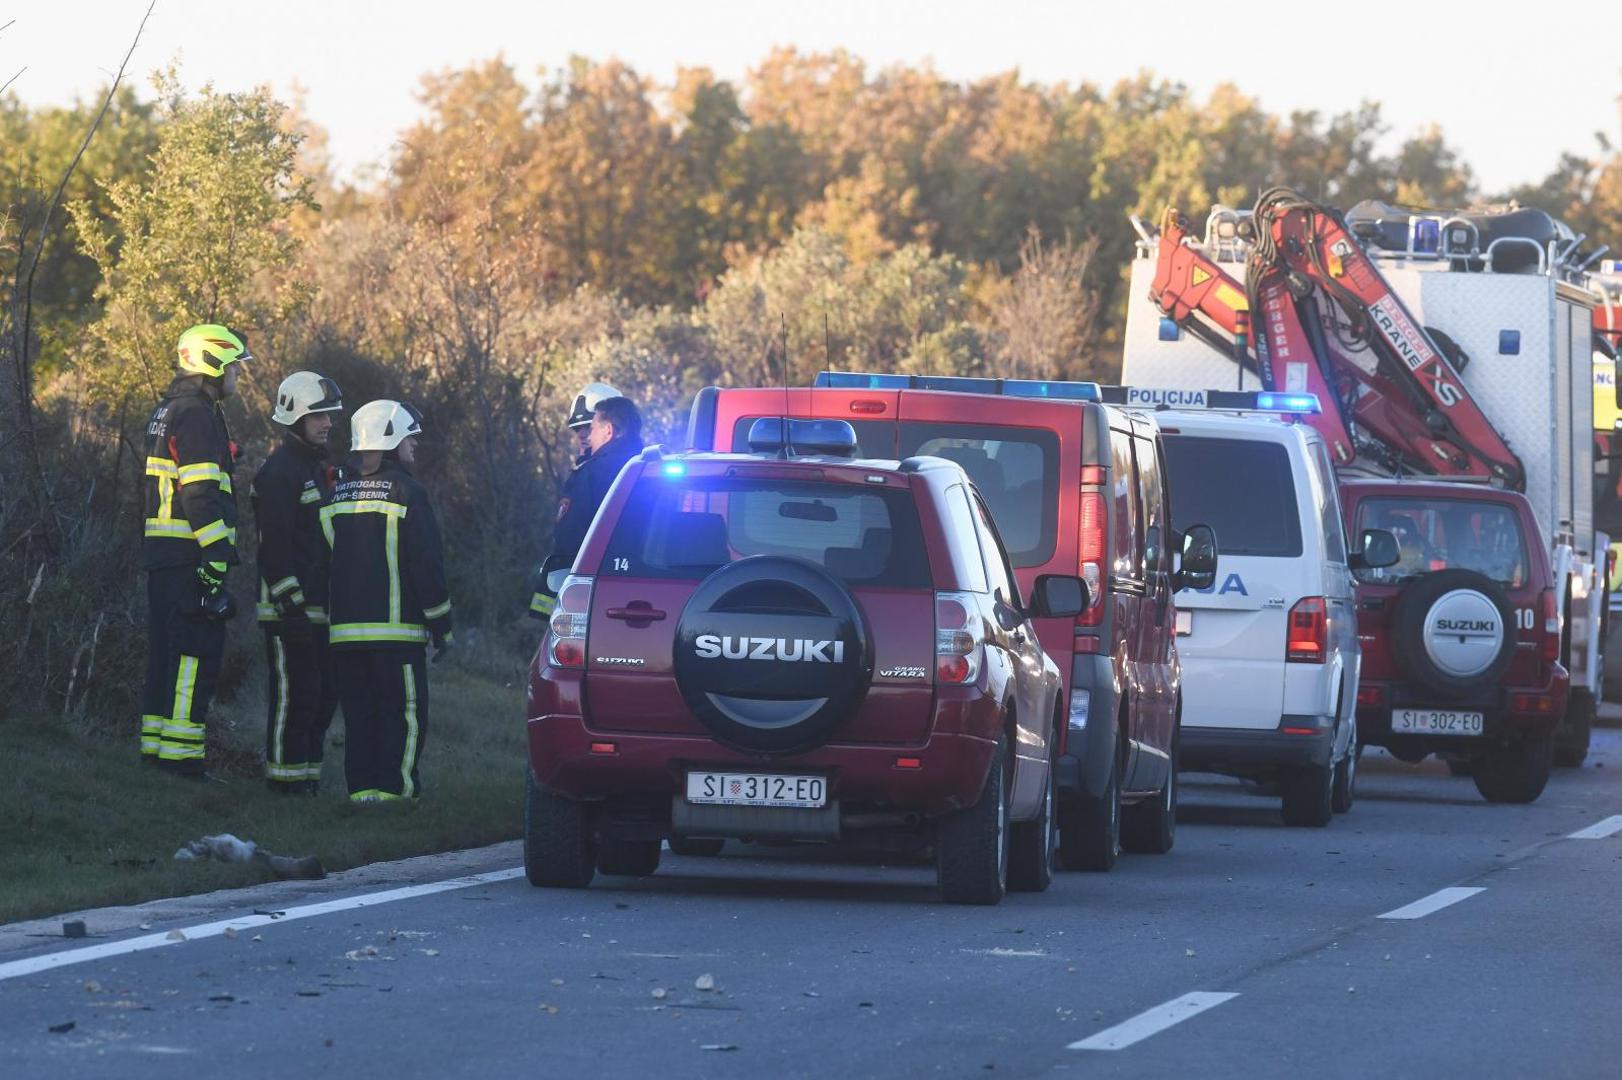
[252,371,345,794]
[527,383,622,619]
[140,324,251,776]
[528,395,644,620]
[323,400,452,802]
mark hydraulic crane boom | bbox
[1247,187,1526,490]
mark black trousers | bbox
[263,626,338,786]
[335,647,428,800]
[142,565,224,772]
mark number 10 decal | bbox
[1516,608,1535,631]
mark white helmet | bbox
[566,382,621,430]
[271,371,344,427]
[350,399,424,452]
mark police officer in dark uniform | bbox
[323,400,452,803]
[140,324,251,775]
[529,395,644,618]
[528,382,622,619]
[253,371,344,793]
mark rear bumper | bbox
[527,713,997,819]
[1180,719,1335,774]
[1355,664,1568,751]
[1053,653,1120,802]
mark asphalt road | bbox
[4,727,1621,1080]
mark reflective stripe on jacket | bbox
[142,376,239,570]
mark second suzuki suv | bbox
[524,419,1085,904]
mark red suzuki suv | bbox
[525,418,1087,904]
[1340,478,1568,803]
[689,375,1218,872]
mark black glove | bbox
[431,631,454,664]
[279,611,314,644]
[197,561,237,621]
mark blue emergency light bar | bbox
[814,370,1102,400]
[812,370,1319,414]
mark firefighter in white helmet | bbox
[252,371,344,793]
[322,400,452,802]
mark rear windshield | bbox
[601,473,931,588]
[729,417,1058,567]
[1162,435,1303,558]
[1353,496,1530,587]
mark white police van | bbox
[1140,392,1389,826]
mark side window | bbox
[1133,434,1165,574]
[1308,441,1348,563]
[970,491,1019,607]
[945,485,989,593]
[1110,429,1142,583]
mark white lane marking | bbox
[1378,886,1485,920]
[0,867,524,983]
[1568,815,1622,840]
[1068,991,1239,1051]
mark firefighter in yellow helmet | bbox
[322,400,452,802]
[253,371,345,793]
[140,324,251,776]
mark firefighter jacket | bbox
[142,375,239,571]
[321,459,452,649]
[541,433,644,578]
[252,433,335,625]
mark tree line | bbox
[3,49,1620,717]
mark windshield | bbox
[602,473,930,588]
[1161,435,1303,558]
[1353,496,1529,587]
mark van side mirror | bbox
[1029,574,1089,619]
[1174,523,1218,592]
[1350,528,1400,570]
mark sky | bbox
[5,0,1620,196]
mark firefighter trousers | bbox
[335,647,428,800]
[141,565,224,773]
[263,626,337,788]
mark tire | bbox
[597,838,662,877]
[524,769,596,888]
[1554,688,1594,768]
[1058,742,1120,872]
[1280,764,1333,827]
[668,837,726,857]
[1390,569,1517,697]
[1473,732,1554,804]
[1122,718,1178,854]
[1008,747,1056,893]
[937,737,1009,905]
[1331,727,1356,815]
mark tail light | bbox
[1286,596,1328,663]
[1076,491,1106,627]
[935,592,984,685]
[548,575,593,669]
[1540,588,1559,664]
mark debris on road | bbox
[166,929,186,942]
[173,833,326,880]
[701,1044,738,1052]
[48,1021,76,1034]
[694,973,716,991]
[652,988,669,1000]
[62,920,87,939]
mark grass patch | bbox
[1,660,528,925]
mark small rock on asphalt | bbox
[694,974,716,991]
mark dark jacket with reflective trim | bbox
[322,460,451,649]
[541,434,644,579]
[252,433,334,626]
[142,376,239,571]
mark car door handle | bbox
[606,606,666,622]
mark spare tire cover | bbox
[673,556,873,755]
[1390,569,1516,696]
